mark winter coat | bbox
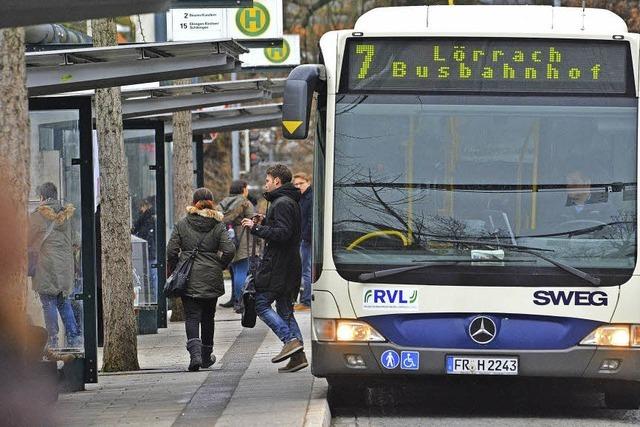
[251,183,302,296]
[132,208,156,260]
[219,194,254,262]
[29,200,76,297]
[166,206,235,300]
[299,187,313,243]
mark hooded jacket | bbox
[166,206,235,299]
[29,200,76,297]
[251,183,302,296]
[219,194,254,262]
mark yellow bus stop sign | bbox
[236,2,270,37]
[282,120,303,135]
[264,38,291,64]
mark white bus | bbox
[282,5,640,408]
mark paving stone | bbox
[54,280,327,427]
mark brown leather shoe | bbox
[271,338,303,363]
[278,351,308,373]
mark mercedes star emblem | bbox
[468,316,497,344]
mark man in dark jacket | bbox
[242,164,307,373]
[293,172,313,310]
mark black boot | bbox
[219,299,234,308]
[186,338,202,371]
[201,345,216,368]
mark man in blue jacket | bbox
[242,164,307,373]
[293,172,313,311]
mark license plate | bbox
[446,355,518,375]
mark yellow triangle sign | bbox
[283,120,303,134]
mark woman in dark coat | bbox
[167,188,235,371]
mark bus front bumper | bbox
[311,341,640,382]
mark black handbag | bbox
[240,236,260,328]
[163,228,214,298]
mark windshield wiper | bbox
[516,221,636,239]
[429,238,601,286]
[359,260,465,282]
[358,258,536,282]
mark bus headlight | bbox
[336,320,385,342]
[314,319,386,342]
[580,325,630,347]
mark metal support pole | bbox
[231,72,240,179]
[243,129,250,174]
[232,130,240,179]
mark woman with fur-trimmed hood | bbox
[29,182,81,348]
[167,187,235,372]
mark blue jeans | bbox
[300,241,312,306]
[255,291,303,344]
[39,293,80,348]
[230,258,249,303]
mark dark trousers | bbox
[181,295,217,346]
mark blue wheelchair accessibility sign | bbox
[401,351,419,370]
[380,350,400,369]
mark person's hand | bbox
[252,213,265,224]
[241,218,255,228]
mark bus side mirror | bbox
[282,64,324,140]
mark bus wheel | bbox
[604,385,640,409]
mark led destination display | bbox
[345,38,631,94]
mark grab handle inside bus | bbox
[282,64,324,140]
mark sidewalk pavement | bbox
[54,283,330,427]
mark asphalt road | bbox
[330,378,640,426]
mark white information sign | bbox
[169,0,283,42]
[240,34,300,68]
[170,9,227,41]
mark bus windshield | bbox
[332,94,637,286]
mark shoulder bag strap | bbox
[192,226,216,257]
[36,220,56,252]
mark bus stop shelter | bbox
[162,103,283,137]
[121,77,284,119]
[26,39,247,96]
[25,39,268,389]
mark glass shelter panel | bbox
[28,110,84,351]
[125,129,158,306]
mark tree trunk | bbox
[169,78,193,322]
[204,132,232,201]
[0,27,29,354]
[92,18,139,372]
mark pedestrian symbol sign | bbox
[381,349,400,369]
[236,1,270,37]
[401,351,419,370]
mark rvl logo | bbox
[363,288,418,310]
